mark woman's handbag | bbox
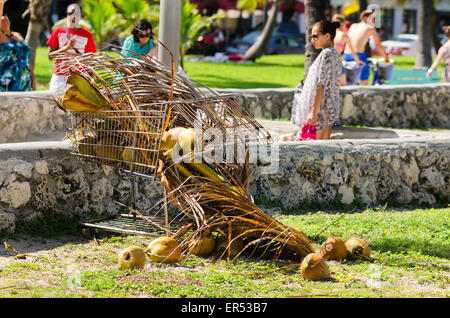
[298,123,316,141]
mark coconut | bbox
[320,237,347,261]
[146,236,182,263]
[189,234,216,257]
[345,237,370,260]
[300,253,330,281]
[93,137,123,164]
[216,237,244,259]
[77,136,96,156]
[122,147,143,169]
[118,246,146,270]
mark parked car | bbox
[438,33,448,46]
[226,30,305,55]
[275,21,303,38]
[381,34,418,57]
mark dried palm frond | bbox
[57,49,315,261]
[168,176,315,261]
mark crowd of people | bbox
[0,2,159,93]
[291,9,450,140]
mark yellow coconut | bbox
[146,236,182,263]
[121,147,143,169]
[122,147,134,163]
[216,237,244,259]
[300,253,330,281]
[320,237,348,261]
[160,127,188,152]
[189,234,216,257]
[77,136,96,156]
[345,237,371,260]
[118,246,146,270]
[93,137,123,164]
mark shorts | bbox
[343,52,370,81]
[49,73,68,94]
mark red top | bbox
[47,26,96,75]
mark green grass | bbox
[276,208,450,259]
[184,54,305,88]
[1,207,449,298]
[34,47,445,90]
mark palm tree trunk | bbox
[414,0,432,69]
[243,0,282,61]
[359,0,368,13]
[23,0,53,68]
[304,0,331,77]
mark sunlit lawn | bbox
[1,207,449,298]
[34,47,445,90]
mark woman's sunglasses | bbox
[138,32,152,38]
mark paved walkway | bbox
[2,119,449,144]
[257,119,450,141]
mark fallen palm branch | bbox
[55,49,315,261]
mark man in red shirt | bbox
[47,3,96,93]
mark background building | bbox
[330,0,450,39]
[4,0,450,46]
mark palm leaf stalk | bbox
[55,49,315,261]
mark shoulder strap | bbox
[64,26,81,54]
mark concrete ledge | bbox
[0,91,65,144]
[0,136,448,233]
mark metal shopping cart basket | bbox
[68,106,182,236]
[369,58,395,85]
[343,61,363,85]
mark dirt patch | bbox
[0,235,90,258]
[160,275,203,287]
[117,273,203,287]
[117,274,152,284]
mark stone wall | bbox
[212,84,450,129]
[1,137,448,233]
[0,91,65,143]
[0,141,164,233]
[249,137,449,211]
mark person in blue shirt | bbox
[121,19,157,59]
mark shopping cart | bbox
[368,58,395,85]
[68,94,259,237]
[60,49,272,239]
[343,61,364,85]
[68,106,179,236]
